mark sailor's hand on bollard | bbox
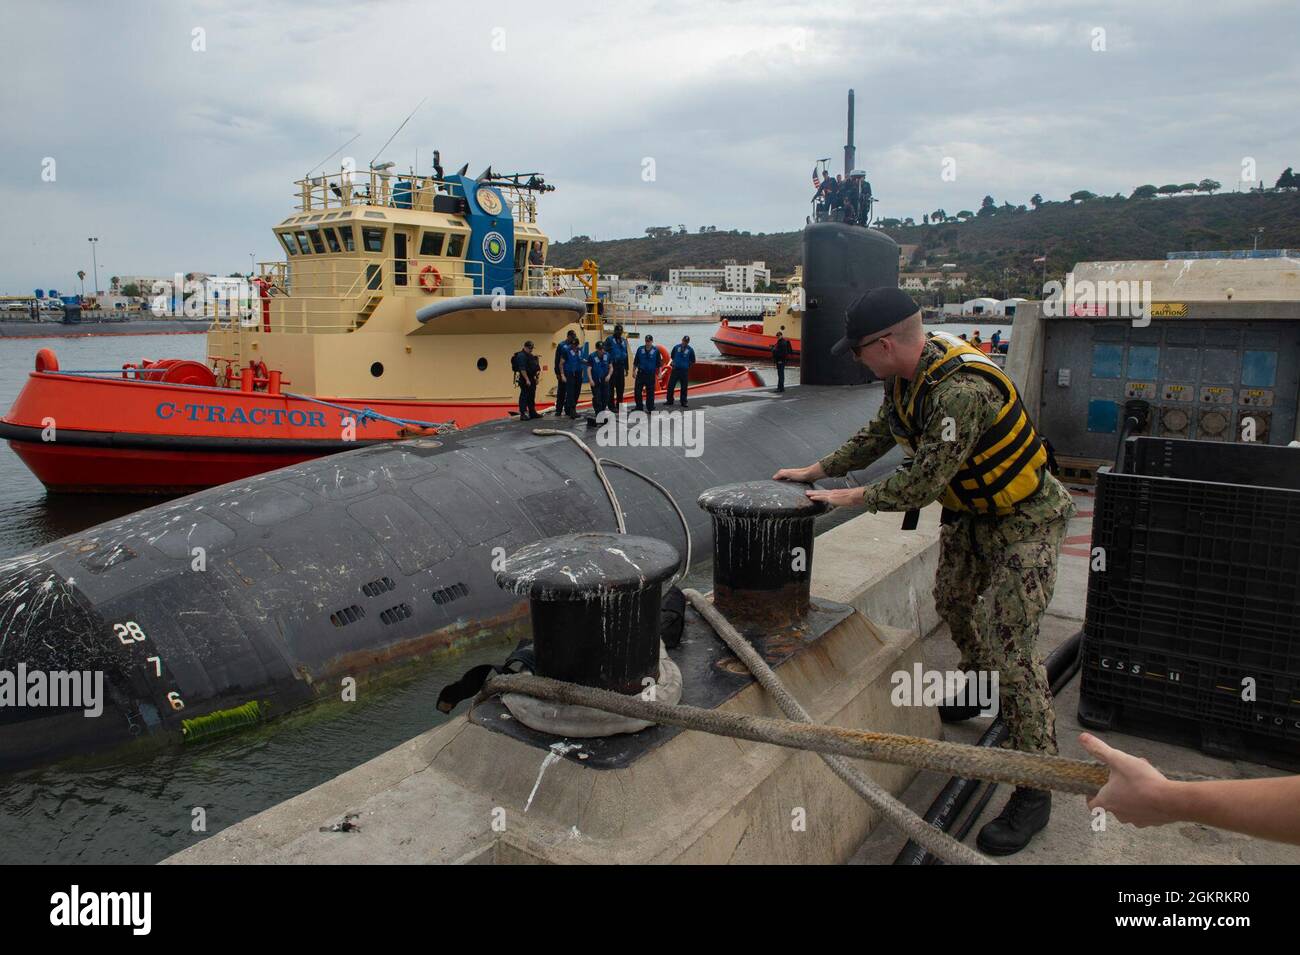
[805,486,864,508]
[773,464,825,483]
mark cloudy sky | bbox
[1,0,1297,292]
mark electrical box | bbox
[1037,314,1300,460]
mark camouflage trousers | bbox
[932,497,1072,756]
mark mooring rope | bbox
[481,671,1109,796]
[282,391,456,432]
[680,588,992,865]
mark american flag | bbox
[812,165,821,188]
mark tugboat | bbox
[1,160,761,493]
[710,268,803,360]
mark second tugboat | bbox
[1,158,761,493]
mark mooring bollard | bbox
[697,480,827,629]
[495,532,681,695]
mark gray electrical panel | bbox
[1038,315,1300,460]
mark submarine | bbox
[0,385,905,771]
[0,93,898,772]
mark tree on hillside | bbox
[1156,184,1183,196]
[956,210,974,221]
[932,208,947,222]
[1197,179,1221,194]
[877,217,903,227]
[1070,190,1097,202]
[977,195,997,217]
[923,214,929,225]
[1130,184,1158,199]
[1276,167,1297,190]
[1030,193,1043,209]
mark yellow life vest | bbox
[887,332,1047,515]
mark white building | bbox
[669,260,771,292]
[942,297,999,316]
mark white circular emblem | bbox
[476,187,503,215]
[482,231,507,264]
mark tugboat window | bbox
[307,229,326,254]
[294,231,311,254]
[420,231,445,256]
[362,227,385,253]
[370,362,384,377]
[445,233,465,257]
[323,228,341,253]
[279,233,297,255]
[336,224,355,252]
[477,357,488,371]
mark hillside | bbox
[547,191,1300,299]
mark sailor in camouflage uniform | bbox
[774,287,1074,855]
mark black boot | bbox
[976,787,1051,856]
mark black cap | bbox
[830,287,920,357]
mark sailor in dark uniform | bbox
[605,324,629,408]
[511,340,541,420]
[633,335,662,413]
[771,329,793,392]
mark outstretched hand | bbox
[1079,732,1174,827]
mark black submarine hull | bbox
[0,385,899,771]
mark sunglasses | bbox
[849,332,893,356]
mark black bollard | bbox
[496,533,680,695]
[697,480,827,630]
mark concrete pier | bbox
[167,493,1300,865]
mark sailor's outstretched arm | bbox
[1082,733,1300,845]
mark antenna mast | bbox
[844,89,856,176]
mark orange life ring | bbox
[654,345,672,391]
[251,359,269,391]
[35,348,59,373]
[419,265,442,292]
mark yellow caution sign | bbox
[1150,302,1188,317]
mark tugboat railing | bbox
[292,168,545,224]
[251,257,487,302]
[294,168,468,213]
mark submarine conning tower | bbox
[799,86,901,386]
[799,223,900,386]
[697,480,827,631]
